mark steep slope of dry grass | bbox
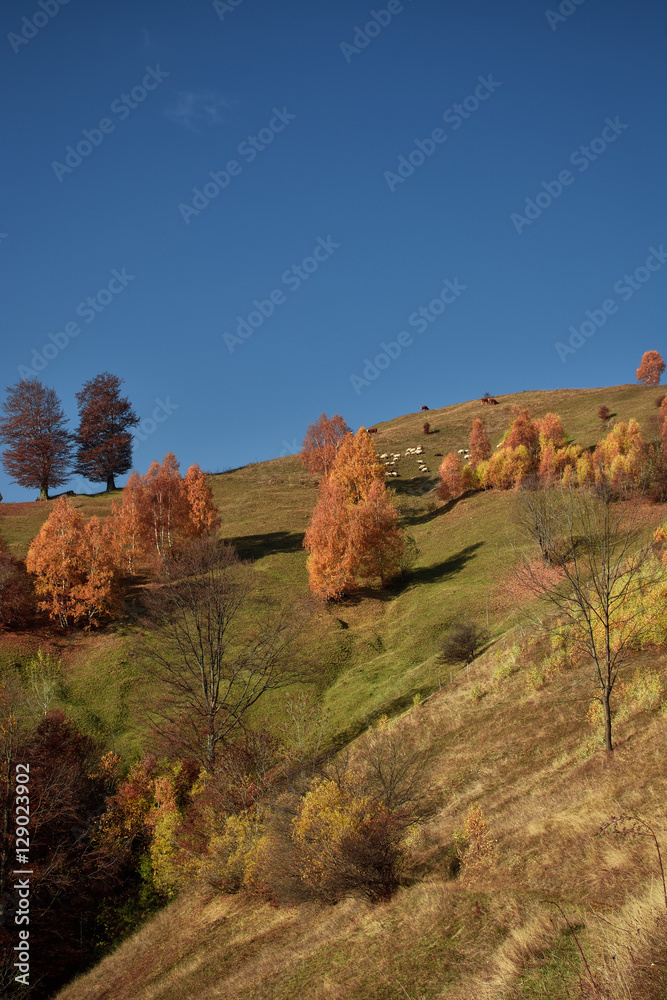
[55,637,667,1000]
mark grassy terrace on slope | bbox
[55,639,667,1000]
[0,383,664,759]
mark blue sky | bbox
[1,0,665,500]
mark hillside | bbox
[2,382,667,1000]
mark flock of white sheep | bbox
[379,446,429,478]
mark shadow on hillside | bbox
[402,491,473,527]
[400,541,483,588]
[231,530,305,561]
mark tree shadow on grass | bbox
[230,530,305,561]
[398,541,484,589]
[402,491,475,527]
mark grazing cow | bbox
[368,427,378,433]
[421,405,429,411]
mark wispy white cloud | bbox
[163,90,230,131]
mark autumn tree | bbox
[636,350,665,386]
[303,478,354,600]
[347,480,405,588]
[74,515,122,624]
[304,430,403,598]
[26,497,87,626]
[599,405,611,422]
[137,453,192,563]
[468,419,491,466]
[300,413,352,477]
[505,409,540,461]
[0,379,72,499]
[329,428,384,504]
[140,537,311,770]
[184,463,220,536]
[438,453,464,500]
[291,719,434,903]
[107,471,144,576]
[593,419,648,493]
[73,372,138,491]
[26,497,120,627]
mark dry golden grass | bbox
[56,632,667,1000]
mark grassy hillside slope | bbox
[2,383,666,999]
[1,383,662,754]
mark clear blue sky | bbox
[1,0,665,500]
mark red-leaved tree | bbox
[0,379,72,499]
[468,419,491,466]
[636,351,666,386]
[300,413,352,477]
[74,372,139,491]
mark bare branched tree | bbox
[139,538,314,771]
[513,484,660,752]
[440,620,489,672]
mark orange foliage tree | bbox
[438,453,464,500]
[347,480,405,588]
[636,350,665,386]
[138,453,192,562]
[108,456,221,574]
[300,413,351,476]
[468,419,491,467]
[107,471,144,577]
[26,497,120,627]
[184,463,220,536]
[73,516,122,624]
[328,428,385,504]
[304,429,404,598]
[504,409,540,462]
[303,479,354,600]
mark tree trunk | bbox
[39,484,49,500]
[602,686,613,752]
[106,474,116,492]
